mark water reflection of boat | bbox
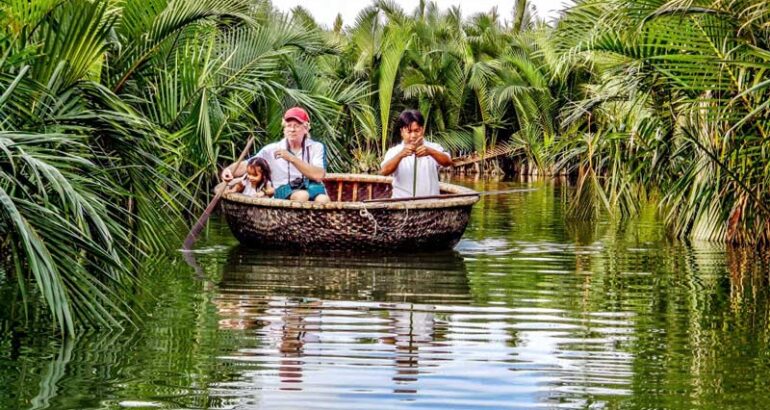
[212,247,471,396]
[218,246,471,305]
[219,173,479,252]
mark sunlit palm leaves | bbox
[553,0,770,243]
[108,0,252,93]
[377,24,412,151]
[0,0,261,333]
[0,71,137,334]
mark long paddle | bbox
[183,135,256,250]
[362,188,536,204]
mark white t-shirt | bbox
[252,137,326,188]
[381,141,447,198]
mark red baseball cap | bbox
[283,107,310,124]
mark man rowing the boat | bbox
[221,107,331,203]
[379,109,453,198]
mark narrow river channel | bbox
[2,179,769,409]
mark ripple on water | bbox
[5,181,770,410]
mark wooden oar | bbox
[362,188,536,204]
[183,135,255,250]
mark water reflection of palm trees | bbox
[213,247,470,395]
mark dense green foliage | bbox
[551,0,770,246]
[0,0,345,333]
[2,0,770,333]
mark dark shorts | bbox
[274,180,327,200]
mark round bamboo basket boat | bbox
[220,173,479,252]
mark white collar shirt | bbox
[381,141,446,198]
[253,137,326,187]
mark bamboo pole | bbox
[183,135,255,249]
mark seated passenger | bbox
[227,157,274,198]
[379,109,453,198]
[221,107,330,203]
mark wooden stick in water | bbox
[183,135,256,250]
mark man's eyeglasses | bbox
[284,122,306,129]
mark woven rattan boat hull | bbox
[220,174,478,252]
[222,203,473,251]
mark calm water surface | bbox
[2,179,770,409]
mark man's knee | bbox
[314,194,331,204]
[290,190,310,201]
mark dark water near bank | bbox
[2,179,770,409]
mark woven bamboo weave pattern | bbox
[220,174,479,252]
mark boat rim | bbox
[219,173,479,210]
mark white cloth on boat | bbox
[382,141,447,199]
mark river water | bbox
[2,179,770,409]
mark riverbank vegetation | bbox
[2,0,769,333]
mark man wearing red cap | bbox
[221,107,330,203]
